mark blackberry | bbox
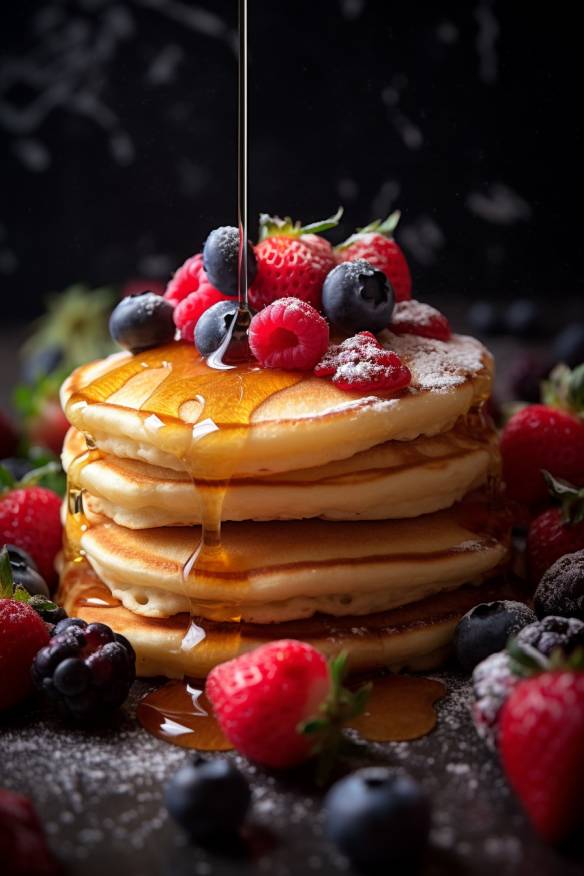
[515,616,584,658]
[32,619,135,721]
[534,550,584,621]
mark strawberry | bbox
[500,405,584,506]
[249,209,342,311]
[389,299,451,341]
[0,788,61,874]
[206,640,369,773]
[0,469,62,584]
[335,211,412,301]
[27,399,70,457]
[527,472,584,583]
[500,669,584,843]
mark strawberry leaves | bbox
[337,210,402,250]
[299,651,371,784]
[0,546,59,616]
[259,207,343,241]
[541,363,584,415]
[0,458,65,499]
[542,470,584,525]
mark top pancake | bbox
[60,331,492,478]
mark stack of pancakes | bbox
[58,329,514,678]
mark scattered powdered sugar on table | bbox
[1,674,580,876]
[381,330,487,391]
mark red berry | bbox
[173,285,229,343]
[500,671,584,843]
[206,639,331,768]
[0,600,50,710]
[249,234,335,311]
[389,300,451,341]
[164,253,207,305]
[528,507,584,584]
[0,487,62,584]
[248,298,329,370]
[0,788,61,875]
[0,410,19,458]
[500,406,584,506]
[314,332,411,394]
[27,399,70,456]
[336,234,411,301]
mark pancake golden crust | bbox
[60,334,492,478]
[62,416,499,526]
[74,496,510,623]
[58,560,528,677]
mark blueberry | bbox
[552,323,584,368]
[503,298,542,339]
[454,600,537,673]
[516,615,584,657]
[109,291,175,354]
[467,300,501,336]
[194,300,238,357]
[203,226,257,298]
[534,552,584,621]
[324,767,430,871]
[164,756,250,840]
[6,549,50,598]
[322,260,394,335]
[31,602,67,625]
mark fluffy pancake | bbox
[60,332,492,479]
[58,559,526,676]
[62,415,499,526]
[73,497,510,623]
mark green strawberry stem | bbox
[336,209,401,251]
[541,363,584,415]
[0,459,65,498]
[541,470,584,525]
[299,650,371,784]
[259,207,343,241]
[0,546,14,595]
[0,545,60,612]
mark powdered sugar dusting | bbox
[380,330,487,391]
[391,299,444,329]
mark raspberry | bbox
[0,789,61,875]
[248,297,330,370]
[164,253,206,305]
[389,300,451,341]
[32,618,136,721]
[314,332,411,393]
[471,651,518,749]
[0,487,62,585]
[0,600,50,710]
[173,285,229,343]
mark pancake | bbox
[62,415,499,526]
[60,331,492,479]
[58,559,527,676]
[72,497,510,623]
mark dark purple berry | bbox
[322,259,394,335]
[164,755,250,840]
[109,291,175,354]
[203,226,257,297]
[194,300,238,357]
[454,600,537,672]
[32,618,135,721]
[534,550,584,621]
[516,615,584,657]
[324,767,430,870]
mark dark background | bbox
[0,0,581,321]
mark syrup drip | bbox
[137,674,446,751]
[64,440,102,564]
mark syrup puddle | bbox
[138,675,446,751]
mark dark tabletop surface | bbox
[2,673,583,876]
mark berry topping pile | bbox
[32,618,136,721]
[334,211,412,302]
[389,299,451,341]
[205,640,369,772]
[248,298,329,370]
[314,332,411,393]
